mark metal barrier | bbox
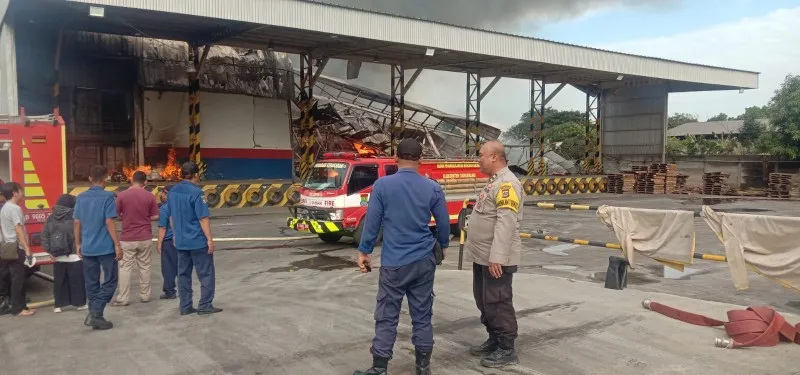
[455,200,727,271]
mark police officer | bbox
[167,162,221,315]
[465,140,523,368]
[354,138,450,375]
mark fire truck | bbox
[286,152,487,244]
[0,110,67,267]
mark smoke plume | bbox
[303,0,679,127]
[317,0,676,31]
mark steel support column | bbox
[296,52,317,180]
[527,79,546,175]
[390,65,405,155]
[465,72,481,156]
[187,45,210,177]
[583,90,602,173]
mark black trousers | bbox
[0,250,28,315]
[473,263,518,349]
[53,261,87,308]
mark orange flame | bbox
[122,165,152,182]
[352,141,379,156]
[121,148,181,182]
[160,148,180,180]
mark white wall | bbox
[143,90,290,150]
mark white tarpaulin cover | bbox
[596,205,695,270]
[701,206,800,292]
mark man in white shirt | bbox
[0,182,35,316]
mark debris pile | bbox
[290,102,470,162]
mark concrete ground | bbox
[1,194,799,374]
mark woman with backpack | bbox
[42,194,87,313]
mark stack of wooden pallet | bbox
[622,172,637,193]
[606,174,624,194]
[635,170,655,194]
[702,172,729,195]
[647,163,679,194]
[767,173,792,199]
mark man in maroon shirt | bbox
[113,171,159,306]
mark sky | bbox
[321,0,800,130]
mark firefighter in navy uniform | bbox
[465,140,524,368]
[167,161,221,316]
[354,139,450,375]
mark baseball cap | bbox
[396,138,422,161]
[181,161,200,178]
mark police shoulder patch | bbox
[495,182,520,212]
[201,195,208,205]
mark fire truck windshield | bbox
[303,162,349,190]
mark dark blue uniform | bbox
[167,180,214,313]
[158,203,177,298]
[358,168,450,359]
[73,186,118,318]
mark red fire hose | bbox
[642,299,800,349]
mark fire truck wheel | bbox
[318,233,343,244]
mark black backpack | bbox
[48,227,72,257]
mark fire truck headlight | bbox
[329,209,344,221]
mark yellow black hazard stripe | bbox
[286,218,342,234]
[69,182,302,208]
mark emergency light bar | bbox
[322,152,358,160]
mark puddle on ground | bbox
[267,254,357,273]
[542,264,578,270]
[542,244,579,256]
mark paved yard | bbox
[1,195,798,374]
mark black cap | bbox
[397,138,422,161]
[181,161,200,178]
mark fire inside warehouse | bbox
[13,27,506,186]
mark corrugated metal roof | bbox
[66,0,759,90]
[667,119,769,137]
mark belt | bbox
[642,299,800,349]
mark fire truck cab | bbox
[287,152,486,244]
[0,111,67,267]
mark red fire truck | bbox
[0,110,67,267]
[286,152,486,244]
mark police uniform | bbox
[167,180,217,314]
[464,166,523,362]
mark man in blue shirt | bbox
[156,185,177,300]
[73,165,122,330]
[167,161,220,316]
[354,139,450,375]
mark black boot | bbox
[480,346,519,368]
[470,337,498,357]
[415,348,432,375]
[86,314,114,330]
[353,356,389,375]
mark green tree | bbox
[668,113,698,129]
[707,113,730,121]
[765,74,800,158]
[736,105,770,144]
[501,107,587,143]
